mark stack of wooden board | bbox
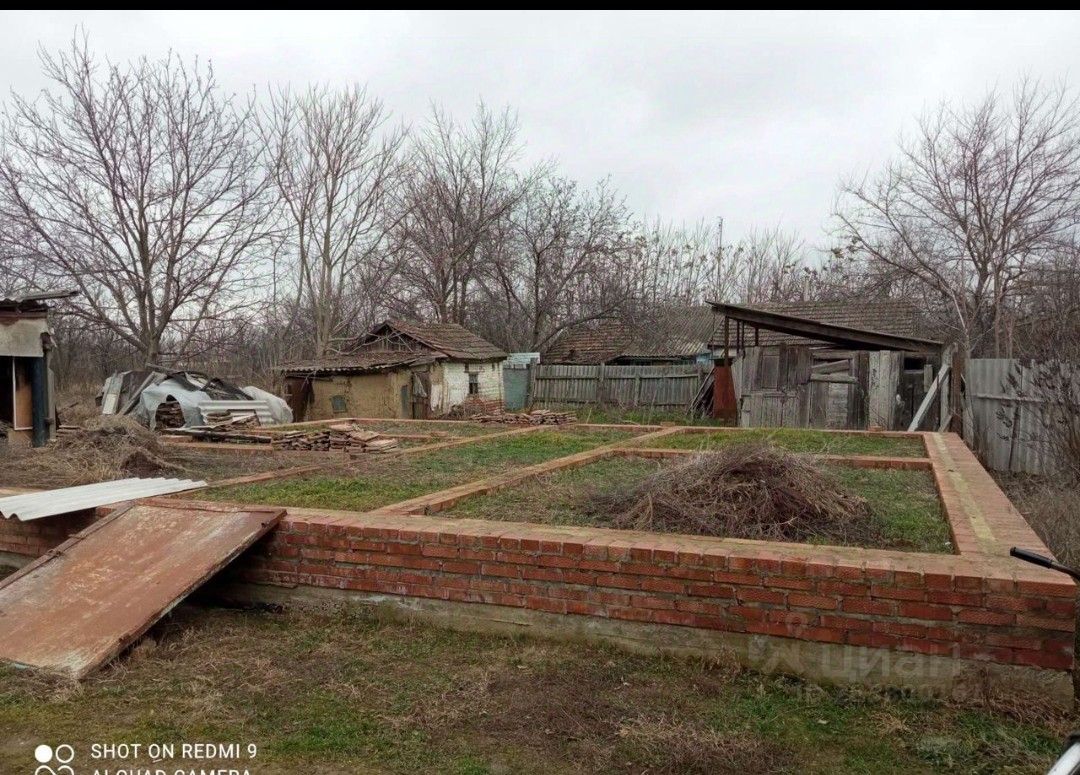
[473,409,576,425]
[271,424,400,453]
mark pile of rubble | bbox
[472,409,576,425]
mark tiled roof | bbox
[545,300,925,363]
[366,320,507,361]
[712,300,922,348]
[544,306,717,364]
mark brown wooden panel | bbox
[12,358,32,430]
[0,501,283,678]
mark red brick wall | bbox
[0,511,95,560]
[235,511,1076,673]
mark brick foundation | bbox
[2,428,1074,701]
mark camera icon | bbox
[33,743,75,774]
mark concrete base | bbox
[214,580,1074,708]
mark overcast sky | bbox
[0,11,1077,246]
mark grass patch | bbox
[652,428,926,457]
[449,456,664,527]
[0,603,1067,774]
[559,404,732,427]
[826,466,951,553]
[447,456,951,553]
[196,429,637,512]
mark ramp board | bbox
[0,501,284,678]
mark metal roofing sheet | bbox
[0,478,207,521]
[0,501,284,677]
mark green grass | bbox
[0,603,1066,774]
[559,404,733,427]
[448,456,663,527]
[652,428,927,457]
[197,428,638,512]
[825,466,951,553]
[446,457,951,553]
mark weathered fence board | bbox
[529,363,708,410]
[965,358,1076,475]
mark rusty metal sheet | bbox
[0,501,284,678]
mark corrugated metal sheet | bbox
[0,501,284,677]
[198,400,275,426]
[0,478,207,521]
[965,358,1070,475]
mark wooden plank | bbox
[0,502,284,678]
[907,363,950,432]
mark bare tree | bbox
[836,79,1080,356]
[732,225,810,303]
[0,37,274,363]
[393,104,527,323]
[262,85,405,356]
[627,219,725,306]
[480,174,633,351]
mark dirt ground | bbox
[0,600,1068,775]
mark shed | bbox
[277,320,507,421]
[0,290,77,447]
[709,301,947,431]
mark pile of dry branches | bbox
[5,415,186,488]
[591,443,871,544]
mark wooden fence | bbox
[528,364,709,410]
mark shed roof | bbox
[544,299,933,364]
[723,299,924,348]
[277,351,431,376]
[0,289,78,316]
[709,301,942,353]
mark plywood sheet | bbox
[0,501,284,677]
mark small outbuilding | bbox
[0,290,77,447]
[278,320,507,421]
[709,300,948,431]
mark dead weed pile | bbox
[591,443,871,543]
[3,415,186,487]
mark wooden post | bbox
[949,347,965,435]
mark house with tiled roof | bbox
[277,320,506,420]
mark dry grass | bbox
[1002,475,1080,569]
[592,444,873,544]
[0,415,187,488]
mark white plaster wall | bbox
[0,319,47,357]
[430,360,504,415]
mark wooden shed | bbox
[277,320,507,421]
[709,301,948,431]
[0,290,76,447]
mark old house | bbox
[710,300,948,431]
[0,290,77,447]
[543,305,719,365]
[278,320,507,421]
